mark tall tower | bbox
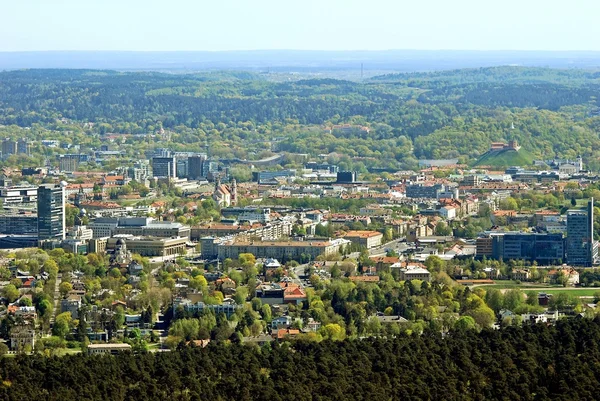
[231,179,237,206]
[37,182,66,241]
[567,198,596,266]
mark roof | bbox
[344,230,383,239]
[231,240,336,247]
[349,275,380,282]
[369,256,400,264]
[87,343,131,349]
[377,315,409,323]
[273,329,300,339]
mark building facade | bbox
[151,156,177,178]
[37,184,66,241]
[567,199,597,266]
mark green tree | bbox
[2,284,19,303]
[58,281,73,298]
[52,312,73,338]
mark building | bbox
[216,238,350,261]
[439,206,457,220]
[88,217,190,239]
[187,155,208,179]
[105,236,188,257]
[17,138,31,155]
[393,263,431,282]
[0,214,38,235]
[112,217,191,239]
[58,154,87,172]
[1,138,17,158]
[478,233,565,264]
[88,218,119,238]
[0,186,38,206]
[336,171,358,184]
[343,230,383,249]
[10,324,36,351]
[175,298,242,318]
[476,237,494,257]
[213,179,237,207]
[176,158,188,179]
[406,184,446,199]
[60,295,82,319]
[255,283,285,305]
[252,170,296,184]
[489,140,520,152]
[87,343,132,355]
[151,156,177,178]
[567,199,597,266]
[37,183,66,241]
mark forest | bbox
[1,318,600,400]
[2,66,600,169]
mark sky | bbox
[1,0,599,52]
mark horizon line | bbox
[2,49,600,53]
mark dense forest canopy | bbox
[1,66,600,169]
[2,318,600,400]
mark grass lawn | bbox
[477,282,561,290]
[537,289,600,297]
[475,281,600,297]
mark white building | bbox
[439,206,457,220]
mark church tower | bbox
[231,179,237,206]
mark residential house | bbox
[10,324,35,351]
[548,267,580,286]
[271,315,292,330]
[511,269,530,282]
[60,295,82,319]
[272,328,300,341]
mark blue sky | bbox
[1,0,598,51]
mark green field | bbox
[475,282,600,297]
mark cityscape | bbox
[2,0,600,399]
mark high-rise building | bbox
[151,157,177,178]
[37,183,66,241]
[1,138,17,158]
[17,139,31,155]
[567,198,597,266]
[58,155,79,172]
[188,155,207,179]
[176,158,188,179]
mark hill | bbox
[472,148,535,168]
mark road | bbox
[50,274,62,326]
[369,238,411,257]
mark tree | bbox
[319,323,346,341]
[503,289,524,311]
[454,316,476,331]
[58,281,73,298]
[53,312,73,338]
[261,304,272,322]
[2,284,19,303]
[238,253,256,268]
[189,275,208,291]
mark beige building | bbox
[343,230,383,249]
[105,236,187,257]
[87,343,132,355]
[393,263,431,282]
[217,238,350,261]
